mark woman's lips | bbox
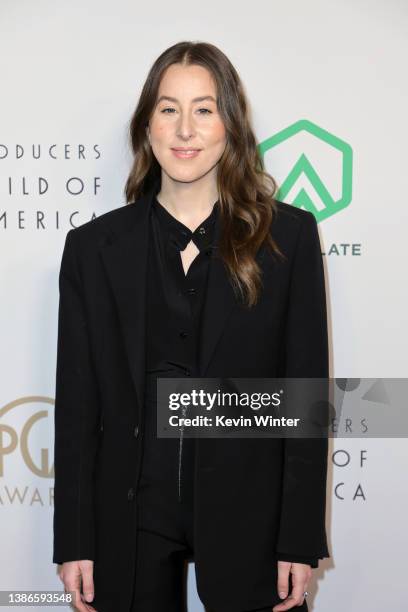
[171,148,201,159]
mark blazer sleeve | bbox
[276,552,319,568]
[52,229,101,564]
[275,210,330,563]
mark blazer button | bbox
[128,487,135,501]
[134,425,139,438]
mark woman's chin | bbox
[163,168,210,184]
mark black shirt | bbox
[145,195,219,380]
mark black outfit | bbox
[53,177,331,612]
[131,195,316,611]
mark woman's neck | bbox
[156,176,219,229]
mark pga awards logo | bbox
[0,396,55,506]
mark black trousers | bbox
[131,375,195,611]
[131,380,308,612]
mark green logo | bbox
[258,119,353,222]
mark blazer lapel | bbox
[198,206,267,376]
[99,185,156,420]
[197,216,237,377]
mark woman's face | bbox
[147,63,227,184]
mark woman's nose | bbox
[176,113,196,139]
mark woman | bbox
[53,41,330,612]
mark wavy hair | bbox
[124,41,285,307]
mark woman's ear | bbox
[146,124,151,145]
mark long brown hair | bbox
[124,41,285,307]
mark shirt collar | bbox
[152,196,219,255]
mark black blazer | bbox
[53,181,330,612]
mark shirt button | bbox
[179,331,188,338]
[198,227,206,235]
[187,288,196,295]
[127,487,135,501]
[134,425,139,438]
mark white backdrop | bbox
[0,0,407,610]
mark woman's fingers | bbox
[273,561,311,611]
[80,561,95,603]
[60,560,96,612]
[65,585,91,612]
[274,560,290,609]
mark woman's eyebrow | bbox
[156,95,216,104]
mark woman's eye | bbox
[160,108,212,115]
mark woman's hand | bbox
[58,560,97,612]
[272,560,312,611]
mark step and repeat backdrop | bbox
[0,1,407,610]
